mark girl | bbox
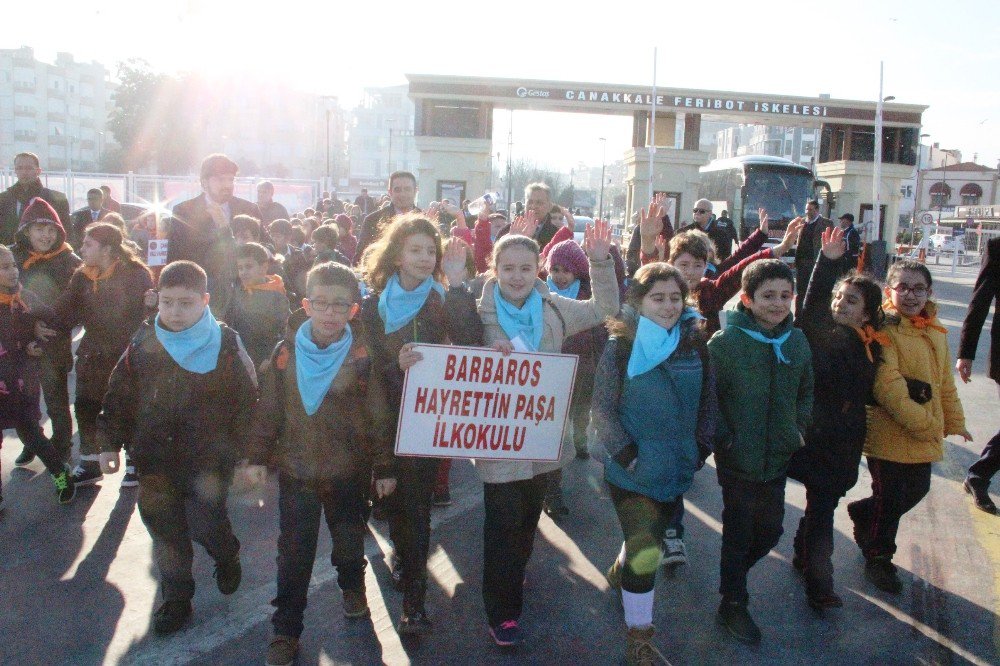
[594,262,716,665]
[847,259,971,594]
[39,222,154,487]
[0,245,76,507]
[787,226,888,608]
[360,213,483,635]
[475,221,619,647]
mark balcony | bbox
[48,135,67,146]
[14,106,36,117]
[48,87,66,99]
[47,111,66,122]
[13,80,35,91]
[14,131,38,141]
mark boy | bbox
[97,260,258,635]
[707,259,813,645]
[225,242,290,368]
[310,224,351,267]
[268,219,310,301]
[9,197,82,465]
[242,262,386,666]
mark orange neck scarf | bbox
[883,299,948,334]
[81,259,120,293]
[244,273,286,294]
[852,324,891,363]
[22,242,73,270]
[0,286,29,313]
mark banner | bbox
[394,344,578,462]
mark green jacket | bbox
[708,304,813,482]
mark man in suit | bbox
[100,185,122,213]
[957,236,1000,513]
[70,188,109,249]
[354,170,419,264]
[354,188,375,218]
[255,180,289,227]
[167,153,261,314]
[0,152,70,245]
[794,199,834,318]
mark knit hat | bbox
[546,239,588,279]
[16,197,66,244]
[334,213,353,232]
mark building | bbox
[715,123,820,167]
[915,161,999,223]
[897,143,962,223]
[0,46,114,171]
[347,85,420,196]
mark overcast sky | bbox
[8,0,998,172]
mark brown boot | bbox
[266,634,299,666]
[343,587,370,618]
[626,625,667,665]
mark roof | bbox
[925,162,997,173]
[700,155,812,173]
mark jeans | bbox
[608,482,679,593]
[272,473,368,638]
[847,457,931,559]
[793,486,842,596]
[383,456,438,612]
[718,471,787,604]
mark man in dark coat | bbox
[495,182,561,249]
[256,181,290,227]
[166,153,261,314]
[354,171,419,264]
[0,152,70,245]
[70,188,110,249]
[958,236,1000,513]
[678,199,739,262]
[794,200,834,317]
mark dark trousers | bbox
[137,471,240,603]
[74,353,118,458]
[272,473,368,638]
[482,475,546,625]
[383,456,438,612]
[793,486,842,596]
[39,340,73,459]
[608,482,678,593]
[847,457,931,559]
[718,471,787,604]
[3,418,64,475]
[434,459,451,496]
[569,377,593,453]
[968,386,1000,486]
[667,497,685,538]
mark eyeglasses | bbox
[306,299,354,314]
[693,208,710,214]
[889,284,929,297]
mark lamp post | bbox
[598,137,607,221]
[386,119,395,175]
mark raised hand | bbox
[758,208,769,234]
[772,217,805,258]
[561,206,575,228]
[583,219,612,261]
[639,201,665,240]
[820,225,846,260]
[654,235,667,261]
[442,237,470,287]
[510,209,539,238]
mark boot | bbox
[626,625,668,665]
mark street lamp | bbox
[598,137,607,221]
[386,119,395,175]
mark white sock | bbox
[622,590,655,628]
[617,541,627,567]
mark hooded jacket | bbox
[10,198,82,306]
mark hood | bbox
[15,197,67,247]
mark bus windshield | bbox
[742,166,813,228]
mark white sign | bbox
[147,239,168,267]
[394,344,578,462]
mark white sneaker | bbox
[662,530,687,566]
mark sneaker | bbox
[865,556,903,594]
[14,449,35,467]
[432,489,452,507]
[121,465,139,489]
[717,601,762,645]
[964,479,998,514]
[626,625,668,666]
[214,555,242,595]
[662,531,687,566]
[52,465,76,505]
[265,635,299,666]
[70,461,104,487]
[152,599,192,636]
[343,588,370,618]
[397,609,432,636]
[489,619,522,647]
[606,558,622,591]
[807,590,844,610]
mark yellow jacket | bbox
[864,301,966,463]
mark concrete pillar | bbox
[623,147,709,230]
[413,136,493,209]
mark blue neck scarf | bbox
[546,276,581,299]
[736,326,792,364]
[377,273,445,334]
[627,309,702,378]
[705,262,718,275]
[295,321,353,416]
[494,284,544,352]
[154,307,222,374]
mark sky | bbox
[9,0,1000,172]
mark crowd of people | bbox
[0,150,983,666]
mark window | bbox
[960,183,983,205]
[929,181,951,208]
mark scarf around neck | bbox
[154,307,223,374]
[377,273,445,334]
[627,308,702,378]
[852,324,891,363]
[494,284,544,352]
[736,325,792,364]
[882,300,948,334]
[295,320,352,416]
[546,276,581,300]
[0,285,29,313]
[81,259,121,293]
[22,243,73,270]
[244,273,286,294]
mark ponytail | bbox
[84,222,151,277]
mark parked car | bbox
[929,233,965,254]
[571,216,595,244]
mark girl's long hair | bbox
[84,222,151,277]
[361,213,443,293]
[607,262,703,351]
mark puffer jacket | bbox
[864,301,966,463]
[474,256,620,483]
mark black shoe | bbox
[214,555,242,595]
[70,461,104,487]
[807,590,844,610]
[964,479,998,514]
[543,494,569,519]
[397,609,432,636]
[432,489,452,507]
[14,449,35,467]
[152,600,192,636]
[865,556,903,594]
[717,601,762,645]
[51,464,76,505]
[575,448,590,460]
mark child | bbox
[97,260,258,635]
[243,261,383,666]
[847,259,970,594]
[475,222,620,647]
[231,214,263,245]
[39,222,154,488]
[0,245,76,508]
[225,242,290,368]
[360,213,483,635]
[9,197,82,464]
[311,224,352,267]
[708,259,813,645]
[787,226,887,608]
[269,219,311,301]
[594,262,716,664]
[333,213,359,264]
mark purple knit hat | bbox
[546,239,588,279]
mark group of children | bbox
[0,190,969,666]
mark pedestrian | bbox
[708,259,813,645]
[355,172,419,264]
[475,221,619,647]
[9,198,81,464]
[96,260,257,635]
[333,214,358,264]
[787,226,887,609]
[310,225,351,267]
[847,260,971,593]
[678,199,739,262]
[0,245,76,510]
[0,152,70,245]
[243,262,382,666]
[359,213,483,635]
[268,219,311,302]
[594,262,716,665]
[224,243,290,369]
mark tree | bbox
[496,159,567,209]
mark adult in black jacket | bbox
[354,171,419,265]
[69,188,110,249]
[495,182,561,250]
[0,152,70,245]
[678,199,739,262]
[794,200,834,317]
[957,236,1000,513]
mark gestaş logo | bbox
[516,86,550,99]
